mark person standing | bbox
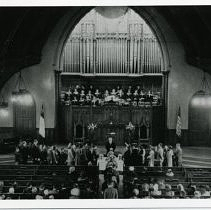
[157,143,164,167]
[105,137,116,154]
[147,146,155,167]
[67,143,75,166]
[104,181,118,199]
[175,143,183,167]
[167,146,174,167]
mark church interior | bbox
[0,6,211,199]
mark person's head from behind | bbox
[177,184,184,192]
[8,187,15,194]
[49,195,54,199]
[69,166,76,174]
[132,188,139,197]
[194,191,201,198]
[70,187,80,197]
[165,184,172,192]
[111,176,117,183]
[107,181,114,188]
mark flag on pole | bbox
[39,105,45,138]
[176,106,182,137]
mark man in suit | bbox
[105,137,116,154]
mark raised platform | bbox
[1,146,211,168]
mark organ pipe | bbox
[63,23,163,75]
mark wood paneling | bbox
[60,104,164,145]
[13,101,36,137]
[189,106,211,146]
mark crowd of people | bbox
[104,138,183,168]
[14,137,183,169]
[1,137,211,199]
[60,84,161,106]
[14,138,182,169]
[15,139,98,166]
[123,170,211,199]
[0,166,99,199]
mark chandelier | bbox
[191,71,211,107]
[11,71,33,106]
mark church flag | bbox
[39,105,45,138]
[176,106,182,137]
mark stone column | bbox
[54,69,62,143]
[161,69,170,144]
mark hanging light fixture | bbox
[191,71,211,108]
[11,71,33,106]
[0,93,9,117]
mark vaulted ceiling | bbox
[0,6,211,88]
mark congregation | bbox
[0,138,207,199]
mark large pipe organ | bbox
[62,9,163,75]
[58,8,166,146]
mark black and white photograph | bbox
[0,2,211,204]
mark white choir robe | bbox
[116,159,124,172]
[97,157,107,171]
[167,149,174,167]
[148,150,155,167]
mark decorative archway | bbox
[53,7,171,72]
[54,6,170,144]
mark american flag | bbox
[39,104,45,138]
[176,106,182,137]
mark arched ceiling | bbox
[0,6,211,88]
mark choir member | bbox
[136,85,141,94]
[95,89,101,98]
[73,88,79,100]
[157,143,164,167]
[111,88,116,96]
[147,146,155,167]
[116,154,124,174]
[146,90,153,102]
[118,89,124,98]
[167,146,174,167]
[140,90,145,101]
[97,154,107,173]
[72,96,78,105]
[104,89,109,98]
[175,143,183,167]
